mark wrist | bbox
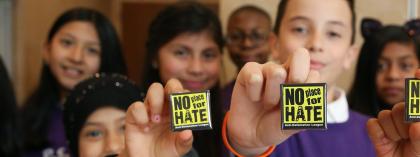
[222,111,275,157]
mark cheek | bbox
[158,59,185,84]
[375,73,385,88]
[79,138,102,157]
[85,56,101,74]
[206,61,221,79]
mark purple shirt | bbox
[24,105,69,157]
[222,80,235,112]
[270,111,375,157]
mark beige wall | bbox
[14,0,114,105]
[219,0,414,92]
[12,0,417,104]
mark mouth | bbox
[239,55,258,63]
[181,80,205,91]
[383,87,404,96]
[60,64,84,79]
[310,60,326,70]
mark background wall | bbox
[219,0,417,92]
[10,0,417,105]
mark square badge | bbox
[169,90,212,131]
[280,83,327,130]
[405,78,420,121]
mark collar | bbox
[327,88,349,124]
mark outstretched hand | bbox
[121,79,193,157]
[366,69,420,157]
[227,48,320,156]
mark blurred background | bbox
[0,0,418,105]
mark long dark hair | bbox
[22,7,127,149]
[143,2,225,157]
[0,58,21,156]
[349,18,420,116]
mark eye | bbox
[86,47,100,55]
[327,31,342,39]
[85,130,103,138]
[228,32,245,42]
[377,61,388,72]
[250,32,268,43]
[400,62,414,72]
[202,49,219,61]
[173,48,190,58]
[291,26,308,35]
[60,38,74,47]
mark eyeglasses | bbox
[226,30,270,46]
[361,18,420,38]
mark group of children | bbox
[1,0,420,156]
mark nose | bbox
[385,64,401,81]
[241,36,254,49]
[68,46,84,64]
[187,57,204,76]
[103,132,124,156]
[306,32,323,53]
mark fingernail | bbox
[250,74,262,84]
[153,114,161,123]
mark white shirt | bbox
[327,88,350,124]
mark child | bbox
[22,8,127,157]
[142,2,225,156]
[349,18,420,116]
[223,5,273,111]
[63,73,142,157]
[224,0,374,156]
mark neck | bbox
[59,88,69,105]
[327,85,338,104]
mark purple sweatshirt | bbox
[270,111,376,157]
[24,105,69,157]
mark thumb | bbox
[175,130,194,156]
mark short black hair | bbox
[228,5,271,24]
[273,0,356,44]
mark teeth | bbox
[62,66,82,76]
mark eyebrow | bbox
[379,55,415,61]
[289,16,346,27]
[288,16,310,23]
[59,32,100,46]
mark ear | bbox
[268,32,281,63]
[343,44,359,70]
[361,18,382,39]
[42,42,51,65]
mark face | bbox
[227,11,271,68]
[157,31,221,91]
[79,107,125,157]
[44,21,101,91]
[376,42,419,105]
[273,0,356,87]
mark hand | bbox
[227,48,320,156]
[366,69,420,157]
[121,79,193,157]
